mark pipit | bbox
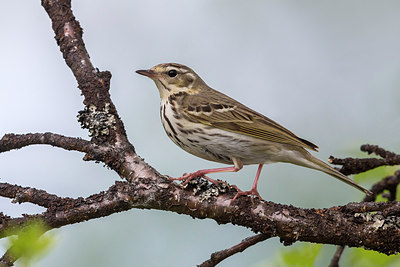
[136,63,372,201]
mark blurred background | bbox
[1,0,400,266]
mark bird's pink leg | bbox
[170,166,242,185]
[170,157,244,185]
[231,164,264,203]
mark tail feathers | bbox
[308,155,373,196]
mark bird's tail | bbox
[291,150,372,196]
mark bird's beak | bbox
[136,69,157,78]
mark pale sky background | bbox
[1,1,400,266]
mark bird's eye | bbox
[168,69,177,77]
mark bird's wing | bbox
[181,91,318,151]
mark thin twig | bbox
[0,132,121,169]
[198,234,271,267]
[361,144,398,159]
[0,182,64,208]
[0,133,93,154]
[329,245,345,267]
[362,170,400,203]
[0,249,16,267]
[329,144,400,175]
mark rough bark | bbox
[0,0,399,266]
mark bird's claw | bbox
[230,186,262,205]
[167,171,203,185]
[168,171,228,187]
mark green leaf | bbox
[354,166,398,183]
[346,247,400,267]
[5,220,54,266]
[272,243,322,267]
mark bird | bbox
[136,63,372,202]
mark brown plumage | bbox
[136,63,372,201]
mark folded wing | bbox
[182,91,318,151]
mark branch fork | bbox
[0,0,399,266]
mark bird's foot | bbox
[230,185,263,204]
[169,171,226,186]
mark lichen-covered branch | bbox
[328,168,400,265]
[41,0,129,145]
[2,177,400,255]
[1,0,400,266]
[329,145,400,175]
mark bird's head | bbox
[136,63,205,100]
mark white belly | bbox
[160,102,290,166]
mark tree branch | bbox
[0,248,16,267]
[363,170,400,202]
[41,0,128,145]
[329,245,345,267]
[0,133,92,153]
[199,233,272,267]
[1,0,399,266]
[328,169,400,265]
[2,177,400,255]
[329,144,400,175]
[0,182,63,208]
